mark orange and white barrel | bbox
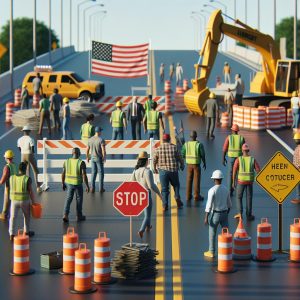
[32,94,40,108]
[217,228,234,273]
[251,107,266,130]
[61,227,78,275]
[70,243,97,294]
[256,218,273,261]
[5,102,15,123]
[266,107,282,129]
[287,108,293,127]
[176,86,184,95]
[174,94,186,112]
[232,105,238,126]
[233,237,252,260]
[164,80,171,93]
[165,93,172,115]
[14,88,22,107]
[10,229,34,276]
[221,112,229,128]
[183,79,189,91]
[243,107,251,129]
[290,218,300,262]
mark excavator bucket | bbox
[184,86,210,115]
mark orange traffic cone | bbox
[234,217,248,239]
[233,218,252,260]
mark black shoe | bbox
[77,215,86,222]
[10,235,15,241]
[138,231,143,239]
[26,231,35,237]
[100,188,106,193]
[176,199,183,208]
[146,225,152,232]
[247,215,255,221]
[210,134,215,139]
[163,205,168,212]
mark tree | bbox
[0,17,59,73]
[275,17,300,58]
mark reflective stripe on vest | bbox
[112,110,123,128]
[146,111,159,130]
[238,156,254,182]
[228,134,243,157]
[145,100,153,112]
[7,162,17,176]
[10,175,29,201]
[81,123,93,141]
[185,141,200,164]
[65,158,83,185]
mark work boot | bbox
[0,212,8,221]
[91,188,95,194]
[100,188,106,193]
[247,215,255,221]
[162,205,168,212]
[63,214,69,223]
[176,199,183,208]
[26,231,35,237]
[146,225,152,232]
[203,251,215,258]
[77,215,86,222]
[234,213,242,219]
[138,231,143,239]
[10,235,15,242]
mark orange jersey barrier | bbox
[290,218,300,262]
[243,107,251,129]
[250,107,266,130]
[266,107,282,129]
[218,228,234,273]
[233,105,244,128]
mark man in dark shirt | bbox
[202,92,219,139]
[50,88,63,130]
[127,96,145,140]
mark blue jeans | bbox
[148,129,159,140]
[292,108,300,129]
[112,127,124,140]
[62,117,73,140]
[209,211,228,253]
[236,183,253,216]
[139,192,152,232]
[63,184,83,216]
[91,157,104,191]
[227,157,237,192]
[159,169,181,206]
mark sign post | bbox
[256,151,300,252]
[113,181,149,247]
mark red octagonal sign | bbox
[113,181,149,216]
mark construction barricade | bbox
[69,243,97,294]
[217,228,235,273]
[287,108,293,127]
[290,218,300,262]
[14,88,22,108]
[164,93,172,115]
[164,80,171,93]
[173,94,186,112]
[233,218,252,260]
[266,107,282,129]
[10,229,35,276]
[221,112,229,128]
[250,107,266,130]
[175,86,184,95]
[232,105,244,128]
[243,106,251,129]
[5,102,15,123]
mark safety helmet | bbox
[4,150,14,159]
[209,92,216,99]
[231,124,240,132]
[22,84,26,88]
[292,91,298,97]
[116,101,123,107]
[22,125,32,131]
[63,97,69,103]
[211,170,224,179]
[138,151,149,159]
[242,143,250,151]
[294,133,300,140]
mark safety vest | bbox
[238,156,254,182]
[111,110,124,128]
[10,175,29,201]
[145,100,154,112]
[146,111,159,130]
[81,123,93,141]
[65,158,83,185]
[228,134,243,158]
[7,162,17,177]
[185,141,201,164]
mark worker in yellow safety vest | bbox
[80,114,95,142]
[144,94,154,113]
[0,150,17,220]
[232,143,260,221]
[9,162,37,240]
[292,133,300,204]
[62,148,89,223]
[143,101,164,140]
[110,101,127,140]
[222,123,245,195]
[181,131,206,202]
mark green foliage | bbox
[275,17,300,58]
[0,17,59,73]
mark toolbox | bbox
[40,251,63,270]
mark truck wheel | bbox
[80,92,92,102]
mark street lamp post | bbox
[70,0,72,47]
[257,0,260,30]
[61,0,64,56]
[89,11,106,43]
[10,0,14,92]
[49,0,52,64]
[245,0,247,24]
[190,16,200,51]
[33,0,36,65]
[274,0,276,38]
[294,0,297,60]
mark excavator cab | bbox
[274,60,300,97]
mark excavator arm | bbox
[184,9,281,115]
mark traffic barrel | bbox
[32,93,40,108]
[5,102,15,123]
[69,243,97,294]
[165,93,172,115]
[59,227,78,275]
[14,88,22,107]
[164,80,171,93]
[221,112,229,128]
[10,229,35,276]
[217,228,235,273]
[175,86,184,95]
[183,79,189,91]
[290,218,300,262]
[233,218,252,260]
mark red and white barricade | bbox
[251,107,266,130]
[266,107,282,129]
[164,80,171,93]
[232,105,244,128]
[243,107,251,129]
[14,89,22,107]
[175,86,184,95]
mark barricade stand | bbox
[59,227,78,275]
[253,218,276,262]
[93,232,117,285]
[69,243,97,294]
[233,218,252,260]
[290,218,300,263]
[10,229,35,276]
[215,228,236,273]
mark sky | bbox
[0,0,299,50]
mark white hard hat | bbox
[211,170,224,179]
[22,125,32,131]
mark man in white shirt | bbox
[176,63,183,86]
[204,170,232,258]
[17,126,42,192]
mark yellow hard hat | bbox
[22,84,26,88]
[209,92,216,99]
[4,150,14,159]
[116,101,123,107]
[292,91,298,97]
[294,133,300,140]
[63,97,70,103]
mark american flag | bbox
[91,41,149,78]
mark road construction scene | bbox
[1,0,300,299]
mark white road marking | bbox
[266,129,294,155]
[0,127,18,141]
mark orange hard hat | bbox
[231,124,240,132]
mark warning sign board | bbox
[256,151,300,204]
[0,43,7,58]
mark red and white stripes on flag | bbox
[91,41,149,78]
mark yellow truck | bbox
[22,66,105,101]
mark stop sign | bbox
[113,181,149,216]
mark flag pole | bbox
[147,39,152,95]
[89,40,91,81]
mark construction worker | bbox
[181,131,206,202]
[169,63,175,81]
[18,126,42,192]
[0,150,17,220]
[38,93,51,136]
[224,88,234,127]
[62,97,73,140]
[222,124,245,195]
[144,94,154,113]
[32,72,43,96]
[232,143,260,221]
[232,74,245,106]
[21,84,30,109]
[176,63,183,86]
[50,88,63,130]
[203,92,219,139]
[204,170,232,258]
[80,114,95,142]
[160,63,165,82]
[9,162,36,241]
[292,133,300,204]
[110,101,127,140]
[143,101,164,140]
[62,148,89,223]
[223,62,231,84]
[291,91,300,129]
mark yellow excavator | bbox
[184,9,300,115]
